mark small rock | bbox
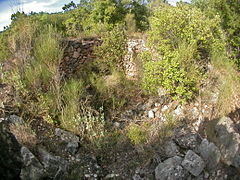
[155,156,187,180]
[182,150,205,177]
[173,105,184,117]
[162,105,169,112]
[204,171,209,179]
[113,122,120,128]
[198,139,221,170]
[175,131,201,150]
[55,128,79,154]
[8,115,24,124]
[148,110,155,118]
[158,87,168,97]
[191,107,199,119]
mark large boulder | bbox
[0,121,23,180]
[215,116,240,168]
[155,156,188,180]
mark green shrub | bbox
[142,42,201,102]
[125,13,137,34]
[23,25,63,91]
[61,104,105,143]
[8,17,39,65]
[94,26,127,73]
[141,3,225,102]
[148,3,225,56]
[193,0,240,67]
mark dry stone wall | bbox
[61,37,147,79]
[60,37,102,78]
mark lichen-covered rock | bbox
[20,146,45,180]
[38,148,69,179]
[198,139,221,170]
[181,150,205,177]
[55,128,80,154]
[164,140,180,158]
[215,116,240,168]
[155,156,187,180]
[174,129,201,150]
[8,114,24,124]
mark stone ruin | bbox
[60,37,147,79]
[60,37,102,78]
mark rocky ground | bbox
[1,38,240,180]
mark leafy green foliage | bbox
[148,3,225,56]
[193,0,240,67]
[94,26,127,73]
[62,1,77,11]
[142,43,200,102]
[142,3,225,102]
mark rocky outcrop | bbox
[198,139,221,170]
[0,115,103,180]
[215,116,240,168]
[0,121,23,180]
[181,150,205,177]
[20,146,45,180]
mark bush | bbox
[94,26,127,73]
[125,13,137,34]
[193,0,240,67]
[141,3,225,102]
[90,70,135,110]
[23,25,63,91]
[148,3,225,56]
[142,42,201,102]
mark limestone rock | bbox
[8,114,24,124]
[175,129,201,150]
[215,116,240,168]
[38,148,68,178]
[198,139,221,170]
[20,146,45,180]
[182,150,205,177]
[55,128,80,154]
[148,110,155,118]
[73,51,80,58]
[155,156,187,180]
[165,140,180,158]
